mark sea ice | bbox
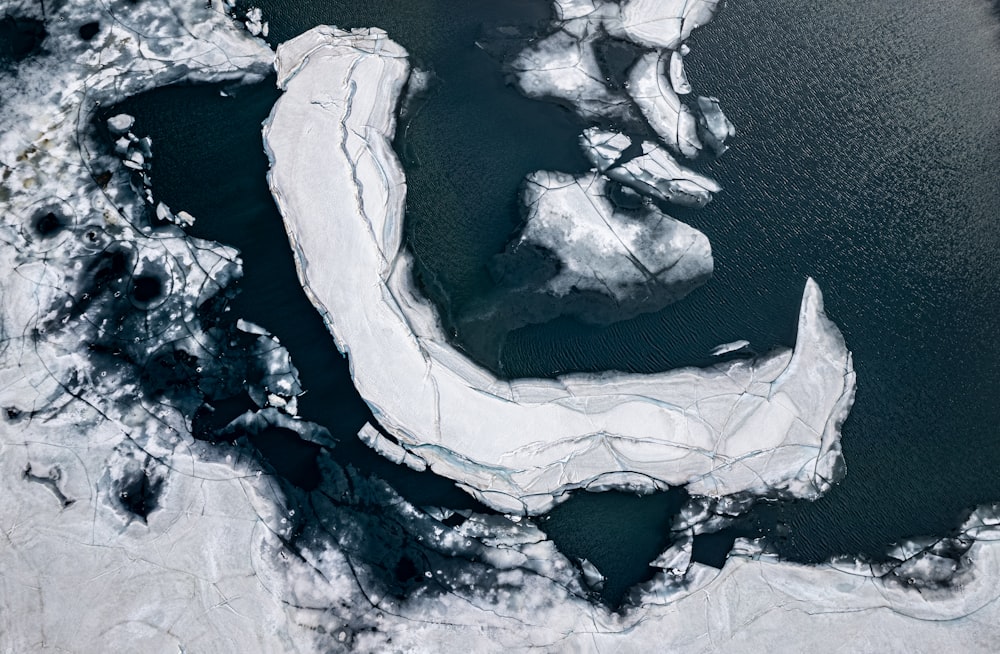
[669,49,692,95]
[605,140,722,207]
[613,0,722,50]
[264,27,856,515]
[510,27,628,120]
[579,127,632,172]
[517,170,713,302]
[628,51,703,158]
[107,113,134,134]
[711,339,751,356]
[697,95,737,154]
[4,0,1000,648]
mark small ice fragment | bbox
[710,339,751,356]
[696,96,736,154]
[154,202,172,223]
[580,559,605,592]
[114,136,131,155]
[237,319,270,336]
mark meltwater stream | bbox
[114,0,999,604]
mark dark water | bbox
[116,0,999,604]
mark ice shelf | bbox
[264,27,857,515]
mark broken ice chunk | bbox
[245,7,265,37]
[628,51,702,158]
[650,534,693,576]
[579,127,632,172]
[580,558,606,592]
[106,113,134,135]
[518,170,713,303]
[614,0,722,50]
[606,141,721,207]
[511,28,629,120]
[696,96,736,154]
[358,423,428,472]
[669,50,692,95]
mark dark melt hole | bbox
[78,21,100,41]
[131,274,163,303]
[118,468,163,521]
[394,555,420,583]
[441,512,467,528]
[192,394,258,441]
[33,210,64,237]
[92,170,112,188]
[538,488,687,608]
[245,426,323,491]
[140,347,201,399]
[89,248,130,291]
[691,530,740,570]
[0,15,46,62]
[593,37,643,91]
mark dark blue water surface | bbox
[116,0,999,605]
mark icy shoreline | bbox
[264,26,857,515]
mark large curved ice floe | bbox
[264,26,857,515]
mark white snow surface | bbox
[264,26,856,515]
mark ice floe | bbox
[503,0,735,315]
[697,95,737,154]
[629,51,704,158]
[607,139,723,206]
[612,0,722,50]
[517,170,713,302]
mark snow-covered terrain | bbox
[2,0,999,651]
